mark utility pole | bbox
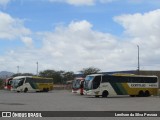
[36,62,39,76]
[17,66,19,73]
[137,45,140,74]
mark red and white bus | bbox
[72,77,84,95]
[4,77,13,90]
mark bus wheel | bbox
[102,91,108,98]
[95,95,99,98]
[138,90,144,97]
[130,95,135,97]
[80,93,84,95]
[24,88,28,93]
[43,88,49,92]
[144,91,150,97]
[43,88,46,92]
[46,88,49,92]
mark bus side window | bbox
[18,79,24,86]
[130,77,134,83]
[144,77,157,83]
[93,76,101,89]
[152,77,158,83]
[26,78,33,83]
[102,76,109,83]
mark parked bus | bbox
[11,76,53,92]
[84,74,158,97]
[4,77,13,90]
[72,77,84,95]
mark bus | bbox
[4,77,13,90]
[72,77,84,95]
[11,76,54,92]
[84,74,158,97]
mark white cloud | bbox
[0,0,10,7]
[67,0,95,6]
[0,11,31,40]
[114,9,160,51]
[1,9,160,73]
[48,0,116,6]
[40,20,136,72]
[114,9,160,69]
[114,9,160,38]
[48,0,95,6]
[21,37,33,47]
[99,0,117,3]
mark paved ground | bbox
[0,90,160,120]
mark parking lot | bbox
[0,90,160,119]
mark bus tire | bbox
[130,95,135,97]
[95,95,99,98]
[144,90,150,97]
[24,88,28,93]
[80,93,84,95]
[138,90,144,97]
[43,88,46,92]
[102,91,108,98]
[46,88,49,92]
[43,88,49,92]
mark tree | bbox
[63,71,74,81]
[0,79,3,89]
[80,67,101,77]
[39,70,64,84]
[39,70,75,84]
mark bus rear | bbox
[4,78,13,90]
[72,77,84,95]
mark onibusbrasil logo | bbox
[1,112,42,118]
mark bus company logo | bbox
[1,112,42,118]
[130,84,146,87]
[2,112,11,117]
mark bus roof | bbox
[13,76,32,80]
[87,74,158,78]
[87,74,104,76]
[13,76,53,80]
[75,77,84,80]
[107,74,158,78]
[32,76,53,79]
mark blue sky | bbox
[0,0,160,74]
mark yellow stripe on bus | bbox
[121,83,158,95]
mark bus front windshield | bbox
[84,76,101,90]
[72,80,81,89]
[11,79,21,88]
[12,78,25,88]
[84,76,94,90]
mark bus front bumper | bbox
[84,90,94,96]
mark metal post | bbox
[137,45,140,74]
[36,62,39,76]
[17,66,19,73]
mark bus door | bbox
[92,76,101,95]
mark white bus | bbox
[11,76,54,92]
[84,74,158,97]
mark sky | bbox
[0,0,160,74]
